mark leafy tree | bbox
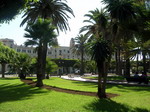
[24,18,57,87]
[0,0,27,23]
[0,42,16,78]
[45,58,58,79]
[85,60,97,74]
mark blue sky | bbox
[0,0,104,46]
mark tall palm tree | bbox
[71,34,87,75]
[81,8,112,98]
[91,39,111,98]
[21,0,74,32]
[24,18,57,87]
[21,0,74,85]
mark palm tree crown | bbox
[21,0,74,32]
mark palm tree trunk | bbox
[142,51,147,75]
[115,47,122,75]
[97,61,107,98]
[1,63,6,78]
[136,54,139,73]
[80,48,84,75]
[36,43,43,87]
[125,58,131,77]
[42,43,48,79]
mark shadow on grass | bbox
[106,84,150,92]
[84,99,149,112]
[0,79,49,104]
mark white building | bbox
[0,38,87,74]
[0,38,81,60]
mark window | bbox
[17,49,20,52]
[28,50,31,53]
[10,44,13,48]
[33,51,36,53]
[48,52,51,54]
[59,50,62,55]
[22,49,26,52]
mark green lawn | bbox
[83,76,125,81]
[84,75,150,81]
[0,77,150,112]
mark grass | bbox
[84,76,125,80]
[0,77,150,112]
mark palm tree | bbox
[21,0,74,85]
[91,39,111,98]
[71,34,87,75]
[24,18,57,87]
[10,53,32,79]
[80,8,108,40]
[21,0,74,32]
[81,8,112,98]
[81,0,139,98]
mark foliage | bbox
[84,60,97,73]
[91,39,111,62]
[24,18,57,47]
[52,59,77,67]
[0,0,27,23]
[46,58,58,75]
[71,34,88,75]
[21,0,74,32]
[10,52,32,79]
[0,42,17,77]
[24,18,58,86]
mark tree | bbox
[71,34,87,75]
[91,39,111,98]
[80,8,108,41]
[0,0,27,23]
[21,0,74,32]
[85,60,97,74]
[45,58,58,79]
[0,42,17,78]
[21,0,74,86]
[24,18,57,87]
[10,53,32,79]
[81,0,141,98]
[81,8,111,98]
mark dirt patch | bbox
[22,79,119,98]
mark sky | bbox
[0,0,104,46]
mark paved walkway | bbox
[61,75,150,87]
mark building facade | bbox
[0,38,86,74]
[0,38,82,60]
